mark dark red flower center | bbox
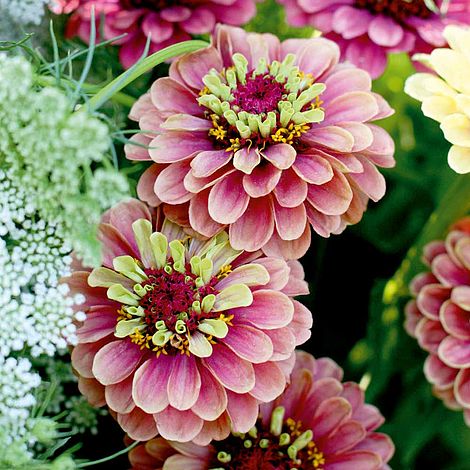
[232,75,287,115]
[355,0,433,21]
[139,267,218,334]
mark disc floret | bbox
[198,53,326,152]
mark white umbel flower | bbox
[0,0,49,25]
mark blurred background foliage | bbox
[12,1,470,468]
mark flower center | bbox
[97,228,237,357]
[198,53,325,153]
[355,0,433,21]
[210,407,325,470]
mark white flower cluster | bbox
[0,55,129,266]
[0,0,49,26]
[0,356,41,449]
[0,169,85,357]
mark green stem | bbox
[87,39,208,112]
[76,441,139,468]
[383,174,470,305]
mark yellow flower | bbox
[405,25,470,174]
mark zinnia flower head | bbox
[129,351,394,469]
[127,25,395,259]
[277,0,470,78]
[58,0,257,68]
[405,25,470,174]
[69,198,312,443]
[405,216,470,426]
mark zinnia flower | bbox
[405,217,470,426]
[405,25,470,174]
[68,198,312,443]
[128,351,395,469]
[126,25,395,259]
[277,0,470,78]
[57,0,257,68]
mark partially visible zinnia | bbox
[129,351,395,469]
[405,25,470,174]
[53,0,257,68]
[277,0,470,78]
[68,198,312,443]
[405,217,470,426]
[126,24,395,259]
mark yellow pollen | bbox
[219,313,234,326]
[226,137,241,152]
[117,308,132,322]
[130,329,153,350]
[271,123,310,145]
[199,86,210,97]
[217,264,233,279]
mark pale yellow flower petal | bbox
[443,25,470,62]
[132,219,156,268]
[448,145,470,174]
[198,319,229,338]
[422,95,458,123]
[213,283,253,311]
[404,73,436,101]
[429,49,470,94]
[107,284,140,305]
[113,255,147,283]
[440,113,470,147]
[150,232,168,268]
[115,319,144,338]
[188,332,213,357]
[88,267,133,288]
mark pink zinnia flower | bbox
[128,351,394,469]
[405,217,470,426]
[56,0,257,68]
[68,198,312,443]
[126,25,395,260]
[277,0,470,78]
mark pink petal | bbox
[424,354,458,389]
[432,253,470,287]
[332,7,371,39]
[307,168,353,216]
[290,37,339,78]
[233,289,294,329]
[322,66,372,103]
[93,340,143,386]
[137,164,164,207]
[208,171,250,224]
[273,168,308,207]
[305,126,355,152]
[226,391,259,433]
[118,407,158,441]
[229,196,275,252]
[440,300,470,339]
[438,336,470,368]
[306,204,342,237]
[353,433,395,463]
[151,77,200,114]
[203,344,255,393]
[105,375,135,414]
[338,122,374,152]
[322,91,379,125]
[249,361,287,402]
[416,284,451,320]
[452,286,470,311]
[142,13,173,42]
[189,190,224,238]
[181,7,216,35]
[192,413,231,445]
[311,396,352,440]
[76,308,116,343]
[190,150,232,178]
[242,163,282,198]
[167,354,201,411]
[315,357,344,381]
[262,144,296,170]
[320,420,366,455]
[415,318,447,354]
[222,324,273,364]
[176,46,223,90]
[273,201,307,240]
[192,364,227,421]
[155,408,203,442]
[348,155,386,202]
[72,339,109,379]
[283,262,309,296]
[124,133,152,161]
[289,300,313,345]
[164,455,205,470]
[264,327,296,361]
[162,114,212,132]
[252,257,289,291]
[154,160,192,204]
[262,224,311,260]
[307,377,343,411]
[132,355,172,414]
[368,15,404,47]
[150,133,211,163]
[326,450,381,469]
[98,224,136,269]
